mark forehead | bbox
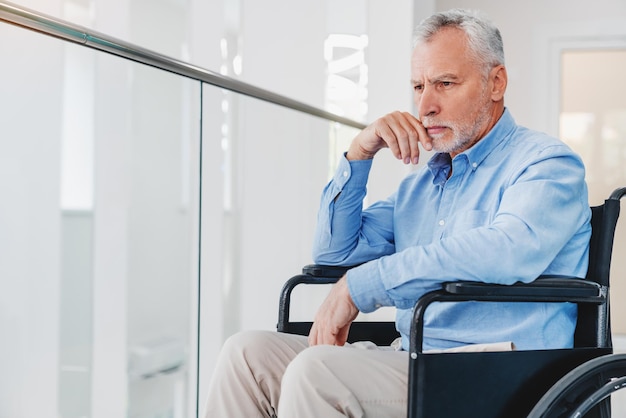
[411,27,477,79]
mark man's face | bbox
[411,27,498,156]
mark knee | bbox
[279,346,350,415]
[282,345,336,389]
[222,329,272,350]
[220,329,274,361]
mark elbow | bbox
[311,247,350,266]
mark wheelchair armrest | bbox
[301,263,358,278]
[444,276,603,298]
[279,265,356,312]
[410,276,605,355]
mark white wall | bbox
[0,3,64,415]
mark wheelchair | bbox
[278,187,626,418]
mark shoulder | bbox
[498,126,587,191]
[507,125,575,155]
[500,125,584,171]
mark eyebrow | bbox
[411,73,461,85]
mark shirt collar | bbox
[427,108,516,185]
[461,107,516,169]
[428,153,452,187]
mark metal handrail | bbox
[0,0,367,130]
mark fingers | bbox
[308,320,351,347]
[408,114,433,162]
[308,277,358,347]
[335,324,351,346]
[308,306,349,346]
[372,112,432,165]
[356,112,432,164]
[308,323,318,346]
[308,321,335,346]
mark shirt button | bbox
[342,171,349,177]
[472,162,478,168]
[439,219,445,226]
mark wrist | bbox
[338,276,358,310]
[347,144,376,161]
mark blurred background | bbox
[1,0,625,417]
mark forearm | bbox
[312,154,396,265]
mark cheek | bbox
[455,90,489,119]
[445,97,475,123]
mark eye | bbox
[413,84,423,92]
[440,81,454,88]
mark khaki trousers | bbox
[204,330,409,418]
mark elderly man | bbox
[204,9,590,418]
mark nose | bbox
[415,85,439,119]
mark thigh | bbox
[205,330,310,418]
[281,343,408,417]
[320,345,409,413]
[225,330,310,379]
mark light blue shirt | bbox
[312,109,591,351]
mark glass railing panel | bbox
[118,60,200,418]
[1,18,67,418]
[0,20,201,418]
[197,83,365,406]
[2,4,371,418]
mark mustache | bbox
[420,117,451,128]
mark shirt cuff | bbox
[346,260,394,313]
[332,153,372,189]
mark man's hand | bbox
[308,276,359,347]
[347,111,433,164]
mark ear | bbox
[489,65,507,101]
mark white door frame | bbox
[532,19,626,137]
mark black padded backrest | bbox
[575,191,623,347]
[586,200,621,287]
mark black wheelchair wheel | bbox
[528,353,626,418]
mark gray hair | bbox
[413,9,505,72]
